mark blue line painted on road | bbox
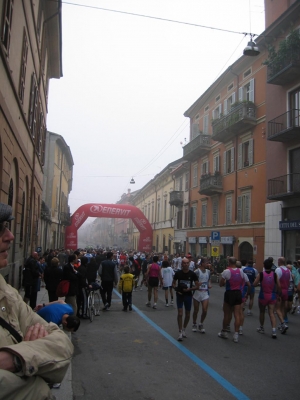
[113,289,249,400]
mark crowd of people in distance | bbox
[21,245,300,344]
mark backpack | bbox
[56,280,70,297]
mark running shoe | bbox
[238,327,243,335]
[233,333,239,343]
[171,299,174,305]
[192,324,197,332]
[218,330,228,339]
[291,305,296,314]
[178,331,183,341]
[140,287,143,291]
[146,302,151,307]
[281,324,288,334]
[224,325,231,332]
[272,332,277,339]
[165,303,169,307]
[247,310,252,316]
[199,324,205,334]
[182,330,187,338]
[257,326,265,334]
[153,303,157,309]
[277,324,282,331]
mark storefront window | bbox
[223,244,233,258]
[199,244,207,256]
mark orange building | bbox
[260,0,300,262]
[176,51,267,268]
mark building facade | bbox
[181,52,267,267]
[0,0,62,286]
[261,0,300,262]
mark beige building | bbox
[0,1,62,286]
[42,132,73,251]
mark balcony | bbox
[267,52,300,85]
[268,173,300,200]
[60,212,71,226]
[41,201,51,222]
[268,109,300,142]
[183,133,211,161]
[169,191,183,207]
[212,102,256,142]
[199,173,223,196]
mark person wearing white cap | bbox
[0,203,73,399]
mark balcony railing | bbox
[212,101,256,142]
[183,133,211,160]
[267,52,300,85]
[41,201,51,222]
[268,109,300,142]
[60,212,71,226]
[169,191,183,207]
[199,174,223,196]
[268,173,300,200]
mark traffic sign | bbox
[211,246,219,257]
[211,231,221,241]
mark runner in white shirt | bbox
[161,260,175,306]
[192,257,211,333]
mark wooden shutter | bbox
[212,198,218,226]
[230,147,235,172]
[224,99,227,115]
[223,151,227,174]
[203,114,208,134]
[245,193,251,223]
[239,87,243,101]
[249,79,254,102]
[248,139,254,166]
[237,196,242,223]
[192,123,199,139]
[238,143,242,170]
[226,196,232,225]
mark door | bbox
[239,241,253,263]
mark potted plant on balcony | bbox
[200,172,211,180]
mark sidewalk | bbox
[20,286,74,400]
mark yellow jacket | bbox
[118,273,135,293]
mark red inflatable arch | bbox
[64,203,153,251]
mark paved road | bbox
[70,282,300,400]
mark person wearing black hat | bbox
[0,203,73,399]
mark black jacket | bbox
[63,263,81,296]
[22,256,40,286]
[44,265,63,292]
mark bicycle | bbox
[86,283,101,322]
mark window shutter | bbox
[202,204,207,227]
[226,196,232,225]
[232,92,236,104]
[213,156,217,172]
[223,151,227,174]
[248,138,254,166]
[201,163,204,175]
[203,115,208,134]
[230,147,235,172]
[224,99,227,115]
[245,193,251,223]
[219,104,222,115]
[239,87,243,101]
[238,143,242,170]
[192,123,199,139]
[207,160,210,173]
[212,198,218,226]
[237,196,242,223]
[249,78,254,102]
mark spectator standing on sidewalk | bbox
[63,254,81,315]
[0,202,73,399]
[99,251,118,310]
[44,257,63,302]
[22,251,40,309]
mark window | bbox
[237,192,251,223]
[243,68,251,78]
[157,199,161,221]
[203,114,209,134]
[201,160,210,176]
[213,104,222,119]
[190,205,197,227]
[239,78,254,102]
[148,204,150,220]
[151,202,154,223]
[177,210,182,229]
[1,0,13,55]
[212,197,218,226]
[192,164,198,187]
[213,154,220,173]
[184,206,189,228]
[164,198,167,220]
[223,147,235,174]
[228,83,234,91]
[178,176,183,191]
[226,196,232,225]
[204,105,209,112]
[19,29,28,103]
[238,139,253,169]
[192,123,200,139]
[20,192,25,243]
[185,172,189,191]
[201,203,207,227]
[215,95,220,102]
[223,93,236,115]
[28,74,39,139]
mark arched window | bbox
[20,192,25,243]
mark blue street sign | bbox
[211,231,221,241]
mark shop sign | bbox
[221,236,234,245]
[279,220,300,230]
[211,246,219,257]
[198,237,207,244]
[188,237,196,244]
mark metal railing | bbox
[268,109,300,139]
[183,133,211,158]
[199,174,223,192]
[169,191,183,206]
[268,173,300,197]
[267,51,300,82]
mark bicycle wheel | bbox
[94,292,101,316]
[87,293,94,322]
